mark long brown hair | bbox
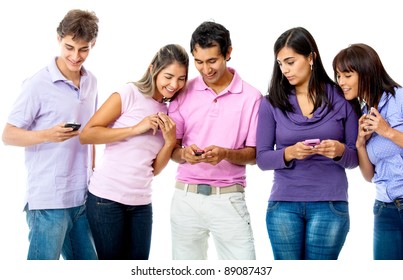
[333,43,400,110]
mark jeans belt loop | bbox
[184,183,189,193]
[395,198,401,208]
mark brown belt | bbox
[175,181,244,195]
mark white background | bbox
[0,0,400,278]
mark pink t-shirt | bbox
[89,83,167,205]
[168,68,262,187]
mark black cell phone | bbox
[64,122,81,131]
[195,150,205,156]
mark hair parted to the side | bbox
[190,21,231,58]
[332,43,401,110]
[268,26,335,113]
[57,9,99,43]
[134,44,189,100]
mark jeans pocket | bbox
[88,192,116,207]
[373,200,383,217]
[266,201,280,213]
[329,201,349,217]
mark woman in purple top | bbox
[333,43,403,260]
[256,27,358,260]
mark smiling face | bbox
[192,44,230,87]
[56,34,94,78]
[335,69,359,101]
[276,46,312,90]
[154,62,187,101]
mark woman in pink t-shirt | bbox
[79,44,189,259]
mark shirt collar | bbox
[377,91,393,112]
[193,67,243,95]
[48,57,87,84]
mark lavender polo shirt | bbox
[256,84,358,202]
[88,83,166,206]
[364,88,403,202]
[168,68,262,187]
[6,57,98,210]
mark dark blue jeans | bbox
[266,201,349,260]
[373,199,403,260]
[86,191,153,260]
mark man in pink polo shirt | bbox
[168,21,262,260]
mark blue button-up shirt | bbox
[366,88,403,202]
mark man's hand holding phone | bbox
[62,122,80,139]
[194,149,205,156]
[64,122,81,131]
[180,145,206,164]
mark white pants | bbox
[170,188,256,260]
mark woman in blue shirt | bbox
[333,43,403,260]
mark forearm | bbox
[283,146,296,163]
[335,143,358,169]
[2,124,48,147]
[357,146,374,182]
[224,146,256,165]
[171,144,185,164]
[257,148,288,170]
[338,109,359,168]
[152,142,177,175]
[80,126,137,144]
[383,127,403,148]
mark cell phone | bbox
[304,138,320,146]
[64,122,81,131]
[366,107,375,116]
[194,150,205,156]
[365,109,374,132]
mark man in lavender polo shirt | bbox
[2,9,99,260]
[168,21,262,260]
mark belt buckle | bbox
[197,184,212,195]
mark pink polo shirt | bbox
[89,83,166,205]
[168,68,262,187]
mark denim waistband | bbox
[375,198,403,208]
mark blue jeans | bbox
[266,201,349,260]
[26,204,97,260]
[86,192,153,260]
[373,199,403,260]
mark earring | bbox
[310,64,313,71]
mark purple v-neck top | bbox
[256,84,358,202]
